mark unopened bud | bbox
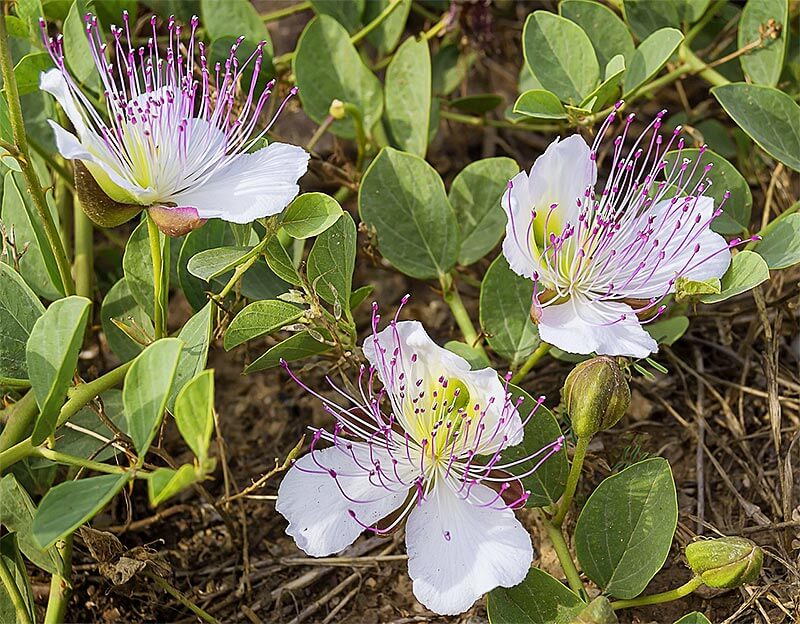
[74,160,142,228]
[329,99,346,120]
[563,356,630,439]
[685,537,763,588]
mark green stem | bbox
[145,571,220,624]
[43,535,73,624]
[342,102,367,170]
[306,114,335,152]
[440,109,562,132]
[0,362,132,472]
[611,576,704,610]
[543,517,586,599]
[421,14,449,41]
[0,392,38,453]
[350,0,403,45]
[680,44,731,88]
[216,217,281,301]
[510,343,551,384]
[260,0,311,23]
[146,213,166,338]
[439,273,486,355]
[0,14,75,296]
[34,447,131,476]
[73,195,93,299]
[0,438,35,471]
[553,436,590,527]
[0,554,32,624]
[57,361,132,429]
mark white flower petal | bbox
[501,169,537,279]
[276,445,410,557]
[170,142,309,223]
[47,120,93,160]
[405,482,533,615]
[362,321,522,449]
[40,69,88,136]
[527,134,596,227]
[538,296,657,358]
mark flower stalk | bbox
[510,343,551,384]
[553,435,590,527]
[73,195,94,299]
[542,515,586,599]
[146,213,168,339]
[610,576,704,610]
[440,272,486,355]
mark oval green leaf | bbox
[513,89,568,120]
[560,0,635,69]
[623,28,684,95]
[754,212,800,269]
[100,277,153,362]
[245,330,333,373]
[307,212,357,311]
[712,83,800,172]
[123,338,182,455]
[487,567,582,624]
[359,147,459,279]
[224,300,305,351]
[479,256,540,366]
[523,11,599,103]
[147,464,198,506]
[0,263,44,384]
[700,250,770,304]
[32,473,130,549]
[504,385,568,508]
[294,16,383,139]
[450,157,519,266]
[169,303,213,410]
[174,370,215,462]
[575,457,678,599]
[201,0,272,58]
[27,296,92,445]
[738,0,789,87]
[122,219,154,318]
[281,193,343,240]
[385,37,431,157]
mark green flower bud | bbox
[563,356,630,439]
[329,99,346,120]
[685,537,763,588]
[74,160,143,228]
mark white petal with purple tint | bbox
[538,296,658,359]
[405,482,533,615]
[275,302,562,614]
[501,108,747,358]
[170,142,309,223]
[39,14,307,226]
[276,445,410,557]
[362,319,523,451]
